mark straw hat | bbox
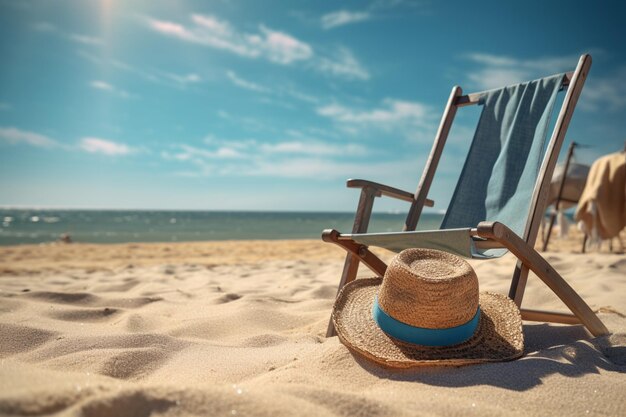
[332,248,523,367]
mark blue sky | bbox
[1,0,625,212]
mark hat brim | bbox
[332,277,523,368]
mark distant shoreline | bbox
[0,209,445,246]
[0,206,444,215]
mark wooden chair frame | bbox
[324,54,609,338]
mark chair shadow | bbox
[350,323,626,391]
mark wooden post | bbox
[542,142,577,251]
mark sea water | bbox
[0,209,444,245]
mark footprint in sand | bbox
[77,390,177,416]
[99,348,170,380]
[310,284,340,299]
[100,296,162,309]
[0,298,24,313]
[161,265,176,275]
[23,291,97,305]
[125,313,159,332]
[241,334,288,348]
[216,293,242,304]
[47,307,122,322]
[22,290,162,309]
[608,258,626,272]
[92,279,139,292]
[25,333,187,363]
[0,323,58,356]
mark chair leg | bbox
[542,211,557,251]
[523,255,608,336]
[509,261,530,307]
[326,187,378,337]
[478,221,609,337]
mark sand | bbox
[0,230,625,416]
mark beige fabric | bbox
[548,162,589,209]
[575,152,626,239]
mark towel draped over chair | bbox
[349,74,565,259]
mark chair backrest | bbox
[440,74,564,236]
[405,54,591,247]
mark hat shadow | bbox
[350,323,625,391]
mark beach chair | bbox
[323,54,609,338]
[541,141,590,251]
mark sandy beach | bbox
[0,230,625,416]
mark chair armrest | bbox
[346,179,434,207]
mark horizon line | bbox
[0,205,446,215]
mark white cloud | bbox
[283,87,320,104]
[145,13,370,81]
[465,53,518,68]
[31,22,56,32]
[317,99,436,141]
[225,72,326,107]
[163,143,246,161]
[579,66,626,112]
[317,47,370,80]
[79,137,133,156]
[286,127,340,141]
[370,0,424,11]
[463,52,626,112]
[318,98,430,124]
[463,52,578,90]
[0,102,11,111]
[90,80,113,91]
[68,34,103,46]
[0,127,58,148]
[32,22,104,48]
[216,110,276,133]
[89,80,133,99]
[182,73,201,83]
[163,137,370,179]
[467,68,530,91]
[79,51,201,89]
[255,25,313,64]
[166,138,364,161]
[260,141,366,156]
[163,72,202,85]
[244,158,349,179]
[321,10,370,29]
[147,14,313,65]
[226,71,269,93]
[318,1,424,31]
[172,155,421,181]
[1,128,138,157]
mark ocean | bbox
[0,209,445,246]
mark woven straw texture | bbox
[333,277,523,368]
[378,249,478,329]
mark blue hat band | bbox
[372,298,480,347]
